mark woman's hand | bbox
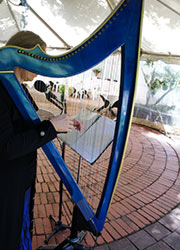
[73,119,83,132]
[50,114,83,133]
[50,114,74,133]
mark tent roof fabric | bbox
[1,0,180,63]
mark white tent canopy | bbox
[1,0,180,137]
[0,0,180,64]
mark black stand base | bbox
[44,215,71,244]
[38,231,93,250]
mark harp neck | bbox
[1,0,134,78]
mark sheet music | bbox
[58,109,100,146]
[58,108,115,164]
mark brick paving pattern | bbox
[32,123,180,250]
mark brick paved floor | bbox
[32,124,180,250]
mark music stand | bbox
[54,109,116,249]
[39,109,115,249]
[59,108,116,164]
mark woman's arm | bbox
[0,105,56,160]
[0,99,82,160]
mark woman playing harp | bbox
[0,30,82,250]
[0,0,144,248]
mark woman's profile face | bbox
[15,45,46,83]
[20,69,37,82]
[14,67,37,83]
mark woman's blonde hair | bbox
[6,31,46,50]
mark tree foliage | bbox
[142,60,180,106]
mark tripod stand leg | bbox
[53,231,92,250]
[45,181,71,244]
[44,217,70,245]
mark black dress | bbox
[0,81,57,250]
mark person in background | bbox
[0,31,81,250]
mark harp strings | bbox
[27,51,120,216]
[62,52,121,213]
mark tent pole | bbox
[156,0,180,17]
[26,2,72,49]
[6,0,21,31]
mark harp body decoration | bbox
[0,0,144,235]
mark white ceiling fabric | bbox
[0,0,180,63]
[141,0,180,63]
[142,0,180,54]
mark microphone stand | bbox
[45,96,71,245]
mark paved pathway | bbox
[32,124,180,250]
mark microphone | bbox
[34,80,47,93]
[34,80,63,111]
